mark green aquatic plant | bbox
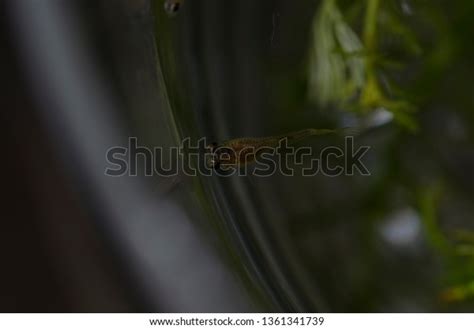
[308,0,420,130]
[418,185,474,304]
[308,0,365,108]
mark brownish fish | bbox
[207,128,354,168]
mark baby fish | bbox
[207,128,354,168]
[164,0,183,16]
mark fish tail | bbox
[306,128,338,136]
[264,127,359,146]
[338,126,360,137]
[276,128,334,144]
[308,127,360,136]
[287,127,359,143]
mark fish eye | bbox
[164,1,181,16]
[207,154,220,169]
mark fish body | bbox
[208,128,347,168]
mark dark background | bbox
[2,0,474,312]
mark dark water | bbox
[91,0,474,311]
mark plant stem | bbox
[364,0,380,52]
